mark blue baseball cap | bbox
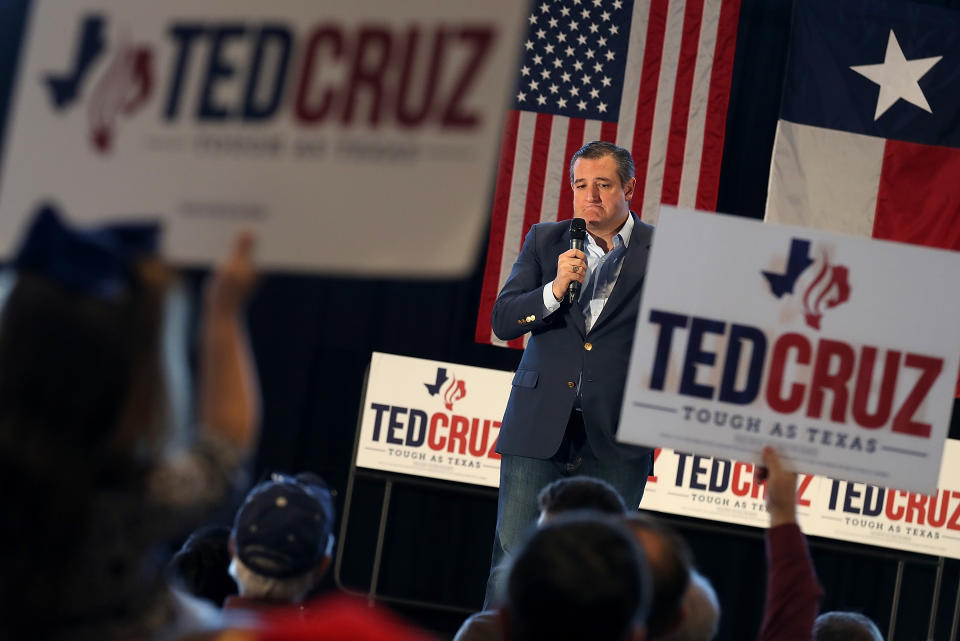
[233,472,335,579]
[13,204,160,299]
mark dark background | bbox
[3,0,960,638]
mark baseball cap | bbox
[233,472,335,579]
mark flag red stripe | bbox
[875,140,960,399]
[521,113,555,240]
[600,121,618,143]
[475,110,521,343]
[558,119,587,222]
[661,0,704,206]
[631,0,670,209]
[695,0,740,210]
[873,139,960,251]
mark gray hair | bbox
[229,557,317,603]
[568,140,635,187]
[661,570,721,641]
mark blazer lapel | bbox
[590,212,653,331]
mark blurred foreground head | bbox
[660,570,720,641]
[503,512,652,641]
[0,204,168,635]
[624,514,693,639]
[0,204,169,459]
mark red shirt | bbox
[758,523,824,641]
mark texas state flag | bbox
[765,0,960,251]
[765,0,960,396]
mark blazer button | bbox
[567,381,575,388]
[584,342,593,351]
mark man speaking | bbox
[486,141,654,603]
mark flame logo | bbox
[87,39,153,153]
[764,238,852,331]
[801,254,851,330]
[443,378,467,410]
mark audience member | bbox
[660,570,720,641]
[756,446,823,641]
[499,512,652,641]
[225,472,335,614]
[0,206,259,640]
[813,611,883,641]
[537,476,627,524]
[624,514,692,639]
[169,525,238,608]
[457,476,629,640]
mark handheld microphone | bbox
[567,218,587,304]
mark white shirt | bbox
[542,213,634,333]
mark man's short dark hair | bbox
[624,514,693,639]
[168,525,236,607]
[569,141,635,187]
[537,476,627,517]
[814,611,883,641]
[505,512,651,641]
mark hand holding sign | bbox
[758,446,798,528]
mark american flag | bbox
[476,0,742,347]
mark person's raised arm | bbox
[199,232,260,451]
[762,446,798,528]
[756,446,823,641]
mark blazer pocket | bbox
[512,369,539,388]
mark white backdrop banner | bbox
[642,442,960,560]
[359,352,960,559]
[619,207,960,494]
[0,0,526,276]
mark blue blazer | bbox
[492,212,655,462]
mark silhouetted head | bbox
[503,512,652,641]
[537,476,627,524]
[814,611,883,641]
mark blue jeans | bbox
[483,412,651,607]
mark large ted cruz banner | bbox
[358,352,960,560]
[619,208,960,495]
[0,1,526,276]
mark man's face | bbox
[571,154,635,238]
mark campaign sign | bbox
[619,207,960,494]
[0,1,526,276]
[806,438,960,558]
[356,352,511,487]
[641,442,960,560]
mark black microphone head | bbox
[569,217,587,240]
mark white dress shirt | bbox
[541,213,634,333]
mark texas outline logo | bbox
[43,15,154,153]
[762,238,852,330]
[424,367,467,411]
